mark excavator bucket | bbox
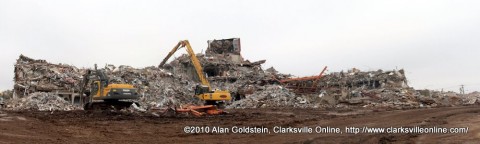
[83,101,137,111]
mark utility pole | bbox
[460,85,465,95]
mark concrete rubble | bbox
[5,38,480,111]
[0,90,13,98]
[4,92,81,111]
[14,54,83,97]
[227,85,297,109]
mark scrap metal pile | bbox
[4,38,479,111]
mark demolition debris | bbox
[4,92,81,111]
[3,38,480,111]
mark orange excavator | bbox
[158,40,232,116]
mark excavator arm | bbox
[159,40,211,90]
[157,40,231,116]
[159,42,183,68]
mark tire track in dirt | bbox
[1,106,479,143]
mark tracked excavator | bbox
[79,64,140,110]
[159,40,232,116]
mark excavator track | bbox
[174,104,227,117]
[84,100,138,111]
[205,100,226,109]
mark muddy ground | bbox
[1,106,479,143]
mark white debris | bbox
[5,92,81,111]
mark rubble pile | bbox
[0,90,13,99]
[6,38,479,111]
[317,68,418,108]
[14,55,83,97]
[462,92,480,104]
[417,90,480,106]
[227,85,299,108]
[8,39,288,110]
[4,92,80,111]
[306,68,480,109]
[319,68,408,89]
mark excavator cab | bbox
[194,85,210,95]
[80,65,140,110]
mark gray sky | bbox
[1,0,480,92]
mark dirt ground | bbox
[1,106,479,144]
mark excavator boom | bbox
[158,40,231,116]
[159,40,211,90]
[159,42,182,68]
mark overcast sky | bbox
[1,0,479,92]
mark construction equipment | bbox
[159,40,231,116]
[79,64,140,110]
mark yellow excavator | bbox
[159,40,231,116]
[79,64,140,110]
